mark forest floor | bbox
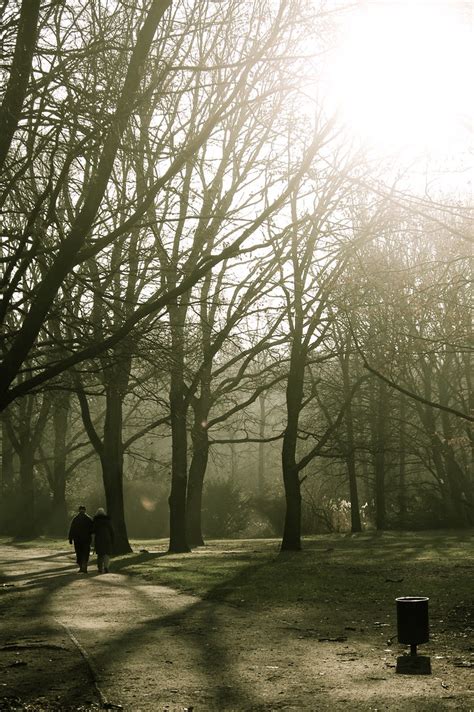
[0,531,472,711]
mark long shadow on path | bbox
[74,555,273,710]
[1,546,272,710]
[99,554,279,708]
[0,546,100,709]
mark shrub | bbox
[252,494,285,537]
[202,479,250,538]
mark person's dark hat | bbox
[78,505,86,511]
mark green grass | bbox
[0,535,69,550]
[111,530,474,634]
[2,530,472,632]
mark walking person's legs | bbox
[96,554,110,574]
[77,541,90,573]
[97,554,104,573]
[82,542,90,573]
[73,541,81,570]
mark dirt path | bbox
[0,545,472,711]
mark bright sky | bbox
[325,0,473,175]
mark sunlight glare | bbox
[328,2,472,156]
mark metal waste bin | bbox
[396,596,429,655]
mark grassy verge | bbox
[112,531,474,635]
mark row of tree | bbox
[1,1,472,553]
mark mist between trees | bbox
[0,1,472,553]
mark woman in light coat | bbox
[92,508,114,573]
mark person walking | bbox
[92,508,114,574]
[68,505,93,573]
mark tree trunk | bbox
[441,442,471,526]
[281,464,302,551]
[1,413,16,534]
[1,414,15,492]
[0,0,41,170]
[186,418,209,547]
[398,394,407,526]
[258,393,266,497]
[11,392,50,538]
[230,441,237,480]
[167,300,190,553]
[346,424,362,533]
[438,361,472,526]
[49,392,70,536]
[168,379,190,552]
[371,378,387,530]
[17,446,36,539]
[101,386,132,554]
[281,341,305,552]
[341,348,362,533]
[417,360,454,522]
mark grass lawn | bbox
[3,529,473,631]
[111,529,474,649]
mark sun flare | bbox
[328,2,472,156]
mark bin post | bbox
[396,596,429,656]
[395,596,431,675]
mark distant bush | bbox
[251,494,285,537]
[392,490,463,531]
[202,479,250,538]
[0,482,53,537]
[254,492,363,536]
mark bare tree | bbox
[0,0,173,408]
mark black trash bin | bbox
[396,596,429,655]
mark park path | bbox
[0,545,263,711]
[0,544,471,712]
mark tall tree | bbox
[4,391,50,537]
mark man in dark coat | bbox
[68,505,93,573]
[92,508,114,574]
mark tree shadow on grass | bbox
[1,564,77,585]
[110,549,168,572]
[0,549,72,565]
[309,530,473,563]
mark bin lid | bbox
[396,596,429,602]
